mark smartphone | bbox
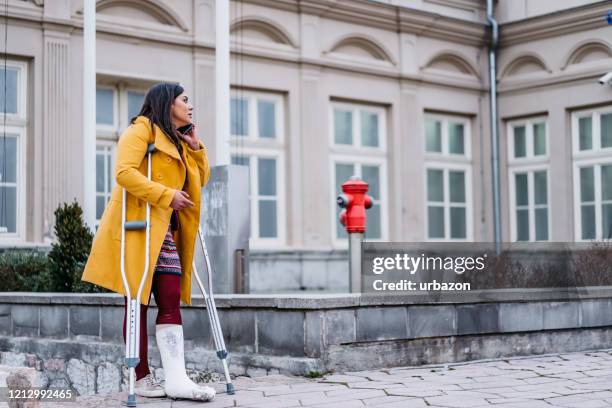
[177,123,193,135]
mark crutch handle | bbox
[147,143,155,154]
[125,221,147,231]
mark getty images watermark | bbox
[370,252,487,291]
[362,241,612,298]
[361,242,501,294]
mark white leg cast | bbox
[156,324,216,401]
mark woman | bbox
[81,83,215,401]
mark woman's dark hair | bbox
[131,82,184,157]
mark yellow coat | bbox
[81,116,211,306]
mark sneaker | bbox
[135,374,166,398]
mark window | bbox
[332,104,386,150]
[425,117,468,156]
[507,118,549,241]
[231,92,283,141]
[572,106,612,240]
[127,90,145,120]
[96,87,117,128]
[96,143,114,223]
[0,60,27,240]
[508,120,547,161]
[330,102,387,243]
[509,169,549,241]
[424,114,472,241]
[231,153,284,242]
[95,84,146,225]
[230,90,285,246]
[96,86,145,134]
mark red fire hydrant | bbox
[337,176,373,292]
[337,177,373,233]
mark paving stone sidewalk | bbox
[41,349,612,408]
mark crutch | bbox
[191,227,235,395]
[120,143,156,407]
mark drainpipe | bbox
[487,0,501,254]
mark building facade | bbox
[0,0,611,254]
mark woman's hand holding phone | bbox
[170,191,194,210]
[178,123,201,150]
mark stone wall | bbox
[2,290,612,395]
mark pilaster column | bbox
[300,65,329,247]
[399,82,425,241]
[42,29,71,237]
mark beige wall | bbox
[495,0,603,23]
[0,0,610,248]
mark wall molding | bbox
[499,2,612,46]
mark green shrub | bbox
[0,250,50,291]
[47,200,105,293]
[0,202,108,293]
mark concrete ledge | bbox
[250,249,348,260]
[2,286,612,308]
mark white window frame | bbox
[423,113,473,241]
[572,106,612,158]
[329,101,388,247]
[229,89,286,248]
[506,117,550,242]
[508,165,551,242]
[96,83,146,138]
[0,60,28,120]
[572,157,612,241]
[95,141,116,227]
[329,102,387,152]
[95,85,119,134]
[0,126,26,241]
[572,106,612,241]
[230,90,284,143]
[424,113,472,160]
[507,116,549,165]
[0,60,28,242]
[123,87,147,126]
[423,162,473,242]
[330,155,389,247]
[230,147,286,249]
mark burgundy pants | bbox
[122,272,182,380]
